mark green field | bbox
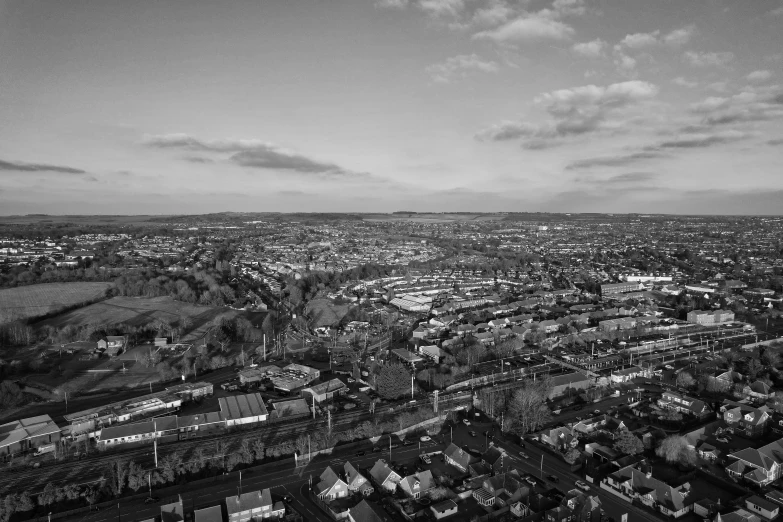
[36,295,241,340]
[0,282,113,323]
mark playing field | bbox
[0,282,113,323]
[36,295,242,340]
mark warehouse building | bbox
[219,393,269,426]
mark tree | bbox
[251,439,265,461]
[676,371,695,389]
[39,482,57,507]
[655,436,696,467]
[15,491,34,513]
[613,431,645,455]
[0,381,23,413]
[127,461,147,492]
[563,448,582,465]
[747,358,763,381]
[762,349,780,369]
[105,460,128,497]
[505,381,552,436]
[376,363,411,400]
[428,486,450,501]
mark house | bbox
[347,499,392,522]
[744,381,773,401]
[713,509,761,522]
[658,391,711,417]
[721,402,770,438]
[219,393,269,426]
[225,489,283,522]
[481,445,506,473]
[344,461,373,496]
[472,471,526,507]
[604,462,693,518]
[540,426,575,451]
[0,414,61,457]
[430,499,458,520]
[572,416,608,436]
[391,348,423,367]
[443,443,473,472]
[369,460,401,492]
[561,490,603,522]
[399,470,434,499]
[314,466,349,501]
[726,437,783,486]
[510,501,531,518]
[194,506,223,522]
[420,345,448,364]
[610,366,642,383]
[548,372,593,399]
[745,495,779,520]
[160,499,184,522]
[697,442,720,461]
[301,379,346,404]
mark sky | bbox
[1,0,782,215]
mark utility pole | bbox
[411,374,414,400]
[154,420,158,467]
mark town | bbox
[0,212,782,522]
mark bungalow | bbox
[314,466,349,501]
[658,391,711,417]
[472,471,526,507]
[369,460,401,492]
[430,500,458,520]
[443,443,474,472]
[347,500,392,522]
[398,470,434,499]
[540,427,575,451]
[604,463,693,518]
[344,461,373,496]
[420,345,448,364]
[697,442,720,461]
[744,381,773,401]
[745,495,779,520]
[0,414,61,457]
[726,437,783,486]
[97,335,127,356]
[721,402,770,438]
[301,379,346,404]
[713,509,762,522]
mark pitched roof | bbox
[315,466,346,496]
[348,500,390,522]
[218,393,269,420]
[399,470,433,495]
[444,442,472,468]
[369,460,399,485]
[612,465,691,512]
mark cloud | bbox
[418,0,466,19]
[688,88,783,127]
[619,31,660,50]
[608,172,657,183]
[185,156,215,163]
[0,158,86,174]
[477,80,659,146]
[572,39,606,58]
[426,53,499,83]
[768,138,783,145]
[770,5,783,16]
[473,13,575,44]
[747,70,773,82]
[375,0,408,7]
[683,50,734,67]
[551,0,586,17]
[672,77,698,88]
[663,25,697,46]
[143,134,356,176]
[658,130,748,148]
[468,2,515,28]
[565,151,665,170]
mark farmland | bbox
[36,295,245,341]
[0,282,113,323]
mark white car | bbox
[348,394,358,399]
[575,480,590,491]
[463,419,471,426]
[420,436,432,442]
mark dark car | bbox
[546,474,559,483]
[373,446,382,452]
[283,494,294,504]
[144,497,160,504]
[403,439,414,446]
[357,450,366,456]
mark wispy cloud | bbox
[476,80,659,146]
[426,53,499,83]
[0,158,86,174]
[616,25,696,50]
[770,5,783,16]
[672,77,698,88]
[143,134,359,176]
[683,50,734,67]
[608,172,657,183]
[658,130,748,148]
[566,151,666,170]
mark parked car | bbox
[518,452,529,459]
[463,419,471,425]
[469,431,477,437]
[144,497,160,504]
[420,436,431,442]
[593,410,601,415]
[283,494,294,504]
[575,480,590,491]
[348,394,358,399]
[420,454,431,464]
[524,476,537,486]
[357,451,366,456]
[403,439,414,446]
[372,446,382,452]
[546,474,559,483]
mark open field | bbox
[35,296,242,340]
[0,282,112,323]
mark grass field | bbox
[0,282,113,323]
[36,295,242,340]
